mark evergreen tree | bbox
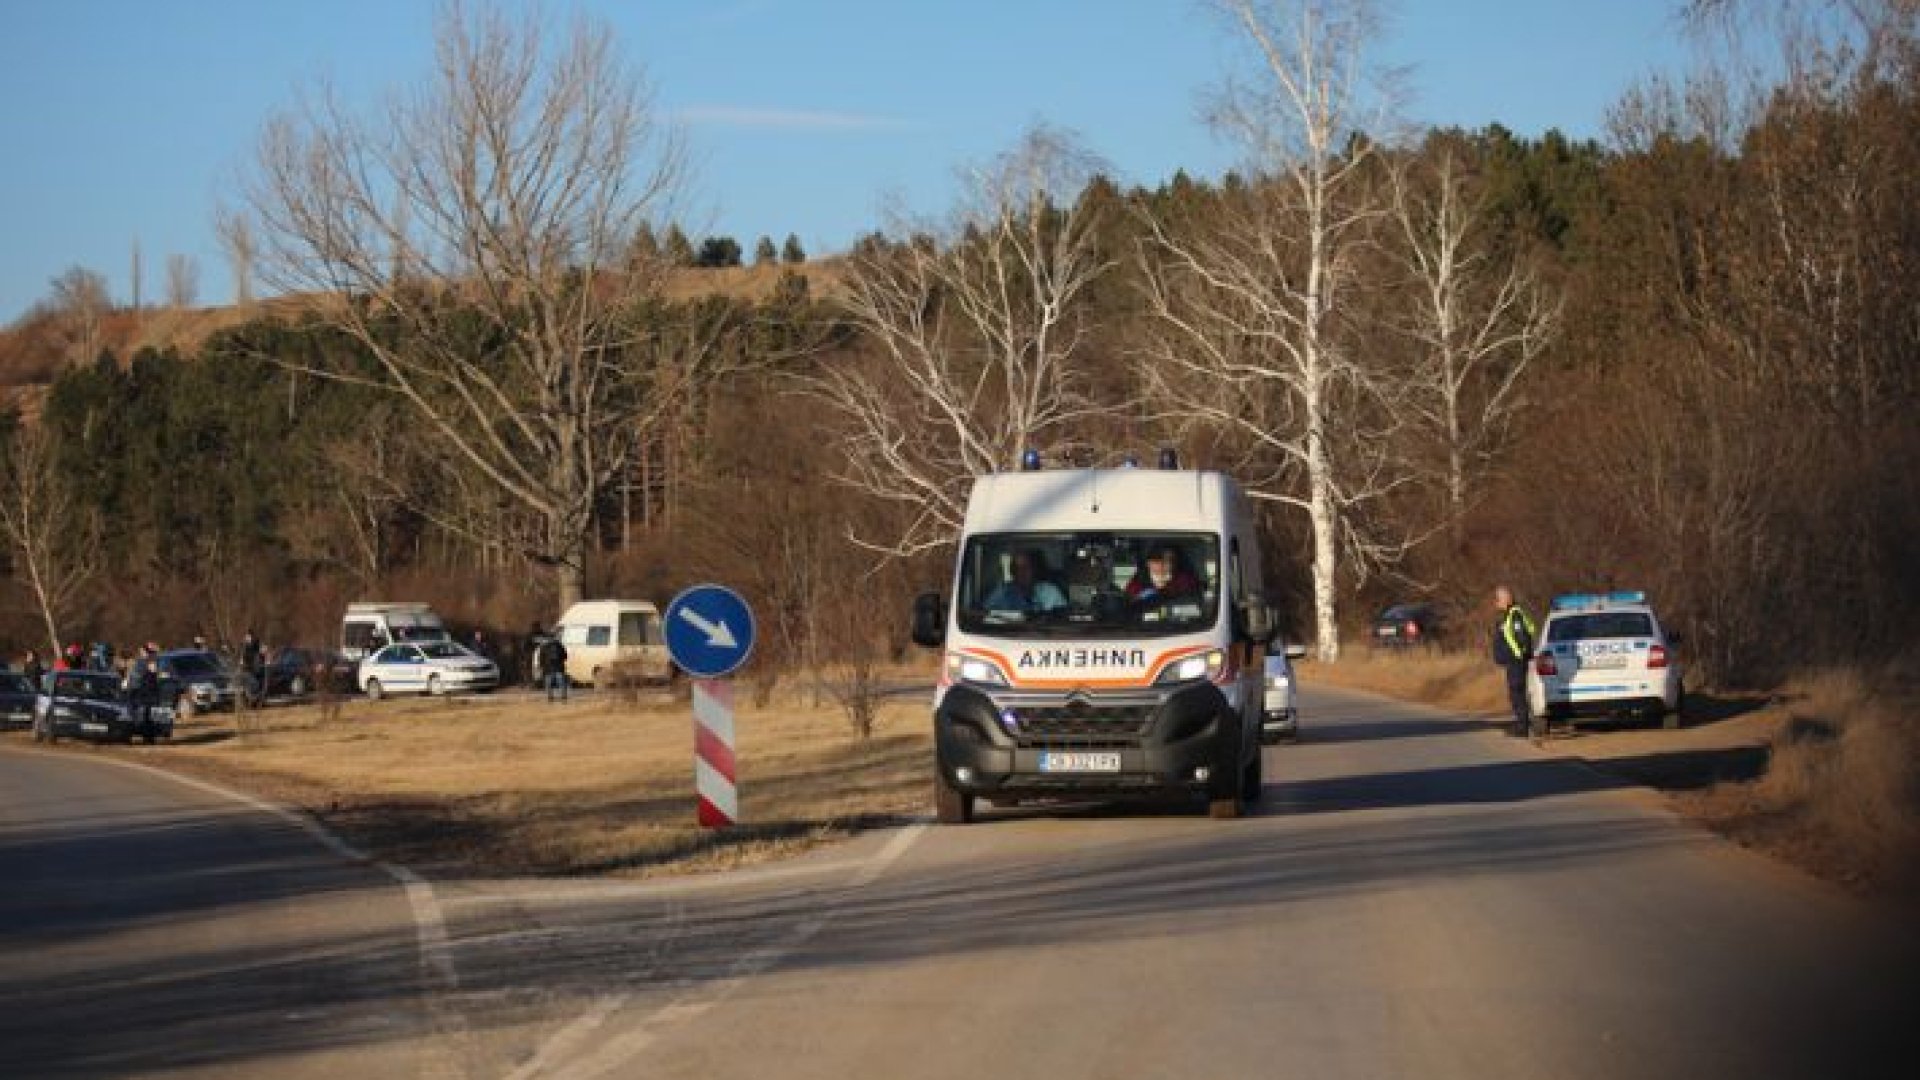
[781,233,806,264]
[696,235,743,267]
[664,224,695,266]
[630,222,661,261]
[753,235,778,265]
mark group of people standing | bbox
[15,629,274,699]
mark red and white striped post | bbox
[693,678,738,828]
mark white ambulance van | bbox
[341,602,450,662]
[551,599,671,687]
[910,456,1281,824]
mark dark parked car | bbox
[1370,603,1443,649]
[1,669,38,730]
[32,669,175,744]
[154,649,241,717]
[254,646,357,702]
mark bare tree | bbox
[229,2,686,608]
[164,254,201,309]
[130,238,143,312]
[47,265,111,367]
[219,215,255,306]
[0,421,102,654]
[1389,147,1559,520]
[1137,0,1396,661]
[806,124,1115,555]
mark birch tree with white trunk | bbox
[1389,148,1559,519]
[0,422,102,655]
[806,125,1115,555]
[1137,0,1397,661]
[227,1,686,609]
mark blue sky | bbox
[0,1,1700,323]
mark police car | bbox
[1526,592,1686,729]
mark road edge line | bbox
[2,747,467,1071]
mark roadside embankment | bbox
[5,673,937,880]
[1298,648,1920,900]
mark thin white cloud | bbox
[676,106,918,133]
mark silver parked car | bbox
[1261,641,1309,744]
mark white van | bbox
[552,600,671,687]
[910,457,1280,824]
[342,602,450,662]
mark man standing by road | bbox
[241,630,265,703]
[539,633,569,703]
[1490,585,1536,738]
[124,643,160,739]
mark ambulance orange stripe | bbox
[957,644,1215,690]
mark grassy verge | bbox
[14,673,938,880]
[1675,668,1920,897]
[1296,646,1508,715]
[1301,647,1920,899]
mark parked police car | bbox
[1526,592,1685,729]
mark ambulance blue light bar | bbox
[1552,590,1648,611]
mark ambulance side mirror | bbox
[1237,596,1275,644]
[910,592,947,649]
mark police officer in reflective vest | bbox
[1490,586,1536,737]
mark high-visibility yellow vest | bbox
[1501,605,1535,660]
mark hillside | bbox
[0,259,844,404]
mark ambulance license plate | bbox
[1039,752,1121,773]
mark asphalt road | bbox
[0,747,448,1078]
[4,686,1916,1079]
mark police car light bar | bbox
[1551,590,1648,611]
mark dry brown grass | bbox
[1296,645,1508,715]
[37,674,937,880]
[1678,667,1920,897]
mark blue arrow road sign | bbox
[665,584,756,679]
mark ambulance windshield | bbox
[955,531,1220,639]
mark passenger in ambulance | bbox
[1127,543,1200,602]
[984,549,1068,613]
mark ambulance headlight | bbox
[945,652,1007,688]
[1156,649,1224,685]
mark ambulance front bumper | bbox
[933,683,1238,798]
